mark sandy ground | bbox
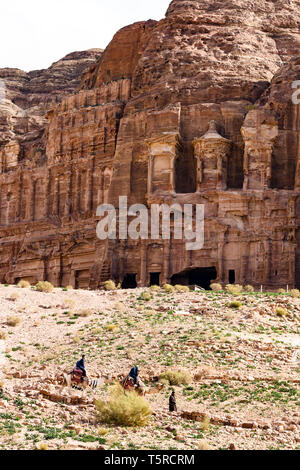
[0,284,299,450]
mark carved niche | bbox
[147,133,183,194]
[193,121,232,191]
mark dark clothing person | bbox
[76,357,86,377]
[169,392,177,412]
[129,366,139,385]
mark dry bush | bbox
[95,384,151,427]
[77,309,93,317]
[35,281,54,293]
[244,285,254,293]
[6,316,22,327]
[225,284,243,295]
[37,442,48,451]
[17,280,31,288]
[174,285,190,293]
[0,330,7,340]
[104,280,116,291]
[97,427,109,436]
[150,285,160,292]
[159,369,192,386]
[198,440,211,450]
[105,324,117,331]
[229,300,242,309]
[163,284,175,293]
[9,292,19,302]
[66,285,73,290]
[210,283,223,292]
[276,307,288,317]
[290,289,300,298]
[277,288,286,294]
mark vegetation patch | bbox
[95,384,152,427]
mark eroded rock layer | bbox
[0,0,300,290]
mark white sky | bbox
[0,0,171,72]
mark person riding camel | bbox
[129,365,139,386]
[75,354,87,377]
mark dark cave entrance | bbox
[122,273,137,289]
[150,272,160,286]
[171,267,217,290]
[228,269,236,284]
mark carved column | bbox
[139,241,147,287]
[162,240,170,284]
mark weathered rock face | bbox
[0,0,300,290]
[0,49,103,162]
[1,50,103,109]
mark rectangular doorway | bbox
[229,270,236,284]
[150,272,160,286]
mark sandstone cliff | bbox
[0,0,300,290]
[0,49,103,156]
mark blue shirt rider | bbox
[76,355,86,377]
[129,365,139,385]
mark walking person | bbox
[169,390,177,412]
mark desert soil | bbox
[0,285,299,450]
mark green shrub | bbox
[17,280,31,288]
[104,280,116,291]
[95,384,151,427]
[174,285,190,293]
[210,283,223,292]
[140,291,151,301]
[229,300,242,309]
[35,281,54,293]
[159,369,192,386]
